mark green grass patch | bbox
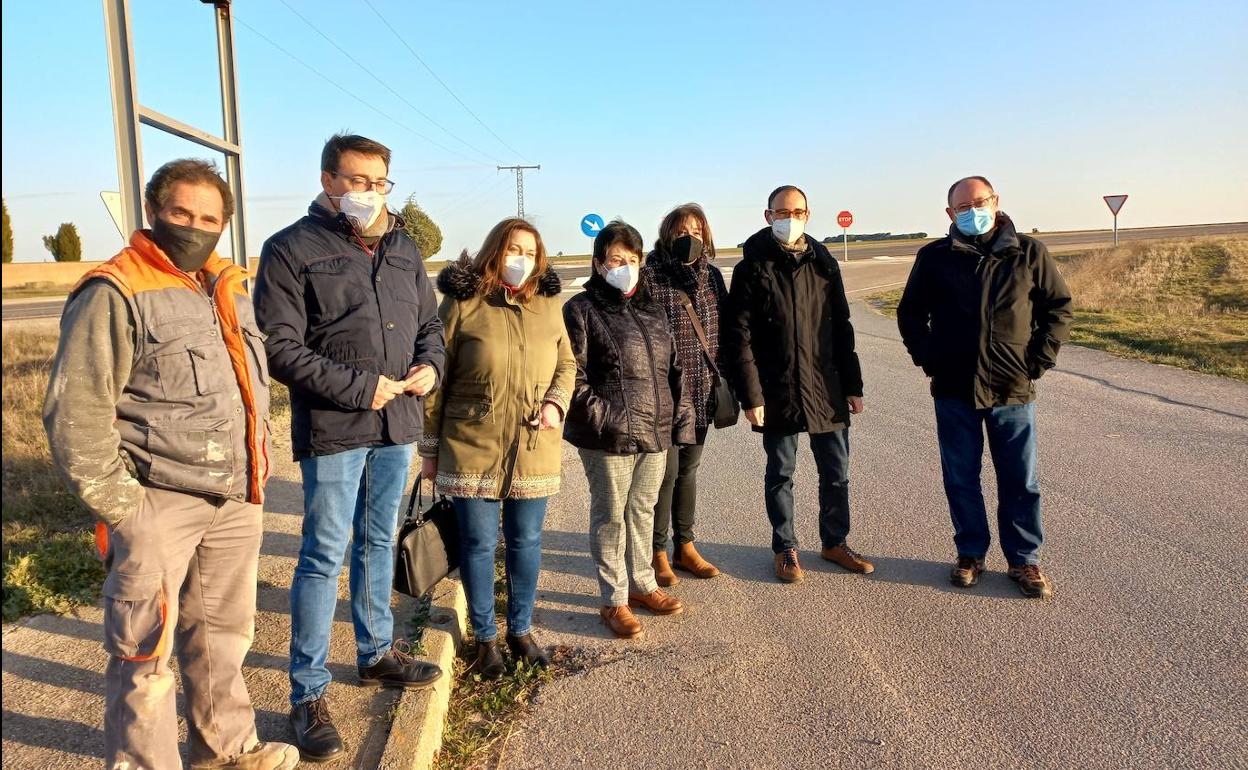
[1070,308,1247,380]
[434,545,570,769]
[2,330,101,622]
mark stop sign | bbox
[837,210,853,228]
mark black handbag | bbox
[393,475,460,598]
[674,289,740,429]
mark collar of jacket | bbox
[949,212,1021,257]
[307,195,401,243]
[436,258,562,303]
[646,244,707,290]
[126,229,242,291]
[584,270,651,311]
[742,226,836,274]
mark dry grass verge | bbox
[865,237,1247,381]
[2,330,102,621]
[0,328,291,622]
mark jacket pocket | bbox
[384,254,425,307]
[149,319,222,399]
[305,256,367,316]
[143,421,233,496]
[444,382,493,423]
[101,570,165,659]
[242,327,270,385]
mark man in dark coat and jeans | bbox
[253,134,445,761]
[724,185,873,584]
[897,175,1072,599]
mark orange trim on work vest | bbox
[77,231,268,503]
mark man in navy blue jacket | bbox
[253,134,445,762]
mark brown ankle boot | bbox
[601,605,643,638]
[820,543,875,574]
[652,550,680,587]
[627,588,684,616]
[672,542,720,579]
[774,549,803,583]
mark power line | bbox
[361,0,529,162]
[232,16,486,165]
[272,0,501,165]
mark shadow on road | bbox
[1,712,103,760]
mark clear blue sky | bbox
[3,0,1246,263]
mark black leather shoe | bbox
[476,639,506,679]
[358,639,442,689]
[289,697,345,763]
[506,632,550,669]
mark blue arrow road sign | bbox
[581,213,605,238]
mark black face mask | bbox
[150,217,222,273]
[672,234,704,265]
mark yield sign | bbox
[1103,195,1128,215]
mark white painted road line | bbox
[845,279,908,295]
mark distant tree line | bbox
[820,231,928,244]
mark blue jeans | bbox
[289,443,413,705]
[762,430,851,554]
[453,497,548,642]
[933,399,1043,566]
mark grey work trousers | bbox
[102,485,263,770]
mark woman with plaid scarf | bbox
[641,204,730,585]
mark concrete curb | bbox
[379,577,467,770]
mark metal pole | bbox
[213,2,247,269]
[1113,214,1119,246]
[843,227,848,263]
[498,164,540,219]
[102,0,144,239]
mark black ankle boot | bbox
[506,632,550,669]
[289,696,345,762]
[476,639,506,679]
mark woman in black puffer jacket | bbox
[563,220,695,639]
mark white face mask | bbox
[604,263,639,294]
[502,254,535,287]
[770,216,804,245]
[335,190,385,230]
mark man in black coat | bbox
[253,134,445,761]
[724,185,873,584]
[897,175,1072,599]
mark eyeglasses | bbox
[768,208,809,221]
[328,171,395,195]
[951,195,997,214]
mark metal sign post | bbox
[1103,195,1128,246]
[103,0,248,266]
[836,210,853,263]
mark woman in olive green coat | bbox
[421,217,574,678]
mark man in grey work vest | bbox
[44,158,297,770]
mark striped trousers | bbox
[579,449,667,605]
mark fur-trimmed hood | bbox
[436,259,562,300]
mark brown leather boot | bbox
[652,550,680,587]
[820,544,875,574]
[774,549,803,583]
[672,542,720,579]
[601,605,643,638]
[627,588,684,615]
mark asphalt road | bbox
[4,222,1246,321]
[498,307,1248,770]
